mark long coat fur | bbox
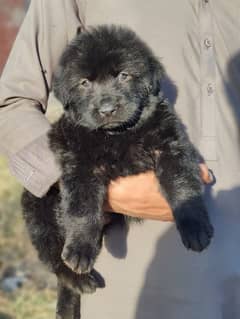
[22,25,214,302]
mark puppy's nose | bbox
[99,103,117,117]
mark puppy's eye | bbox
[79,78,91,88]
[118,71,130,82]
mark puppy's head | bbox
[53,25,165,132]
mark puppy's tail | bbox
[56,280,81,319]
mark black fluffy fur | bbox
[21,25,214,314]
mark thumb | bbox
[199,163,214,184]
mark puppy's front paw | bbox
[61,241,97,274]
[175,201,214,252]
[76,269,105,294]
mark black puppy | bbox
[22,24,213,312]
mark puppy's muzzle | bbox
[99,103,119,118]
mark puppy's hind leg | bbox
[56,279,81,319]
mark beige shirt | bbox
[1,1,240,318]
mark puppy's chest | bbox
[75,135,159,179]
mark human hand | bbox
[103,163,213,222]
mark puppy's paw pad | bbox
[77,269,105,294]
[61,243,96,274]
[177,217,214,252]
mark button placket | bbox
[207,83,214,96]
[204,37,212,49]
[199,0,217,160]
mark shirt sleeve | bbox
[0,0,84,197]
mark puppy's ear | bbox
[52,65,70,109]
[151,61,165,96]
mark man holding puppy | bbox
[0,1,240,318]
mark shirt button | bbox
[207,83,214,96]
[204,38,212,49]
